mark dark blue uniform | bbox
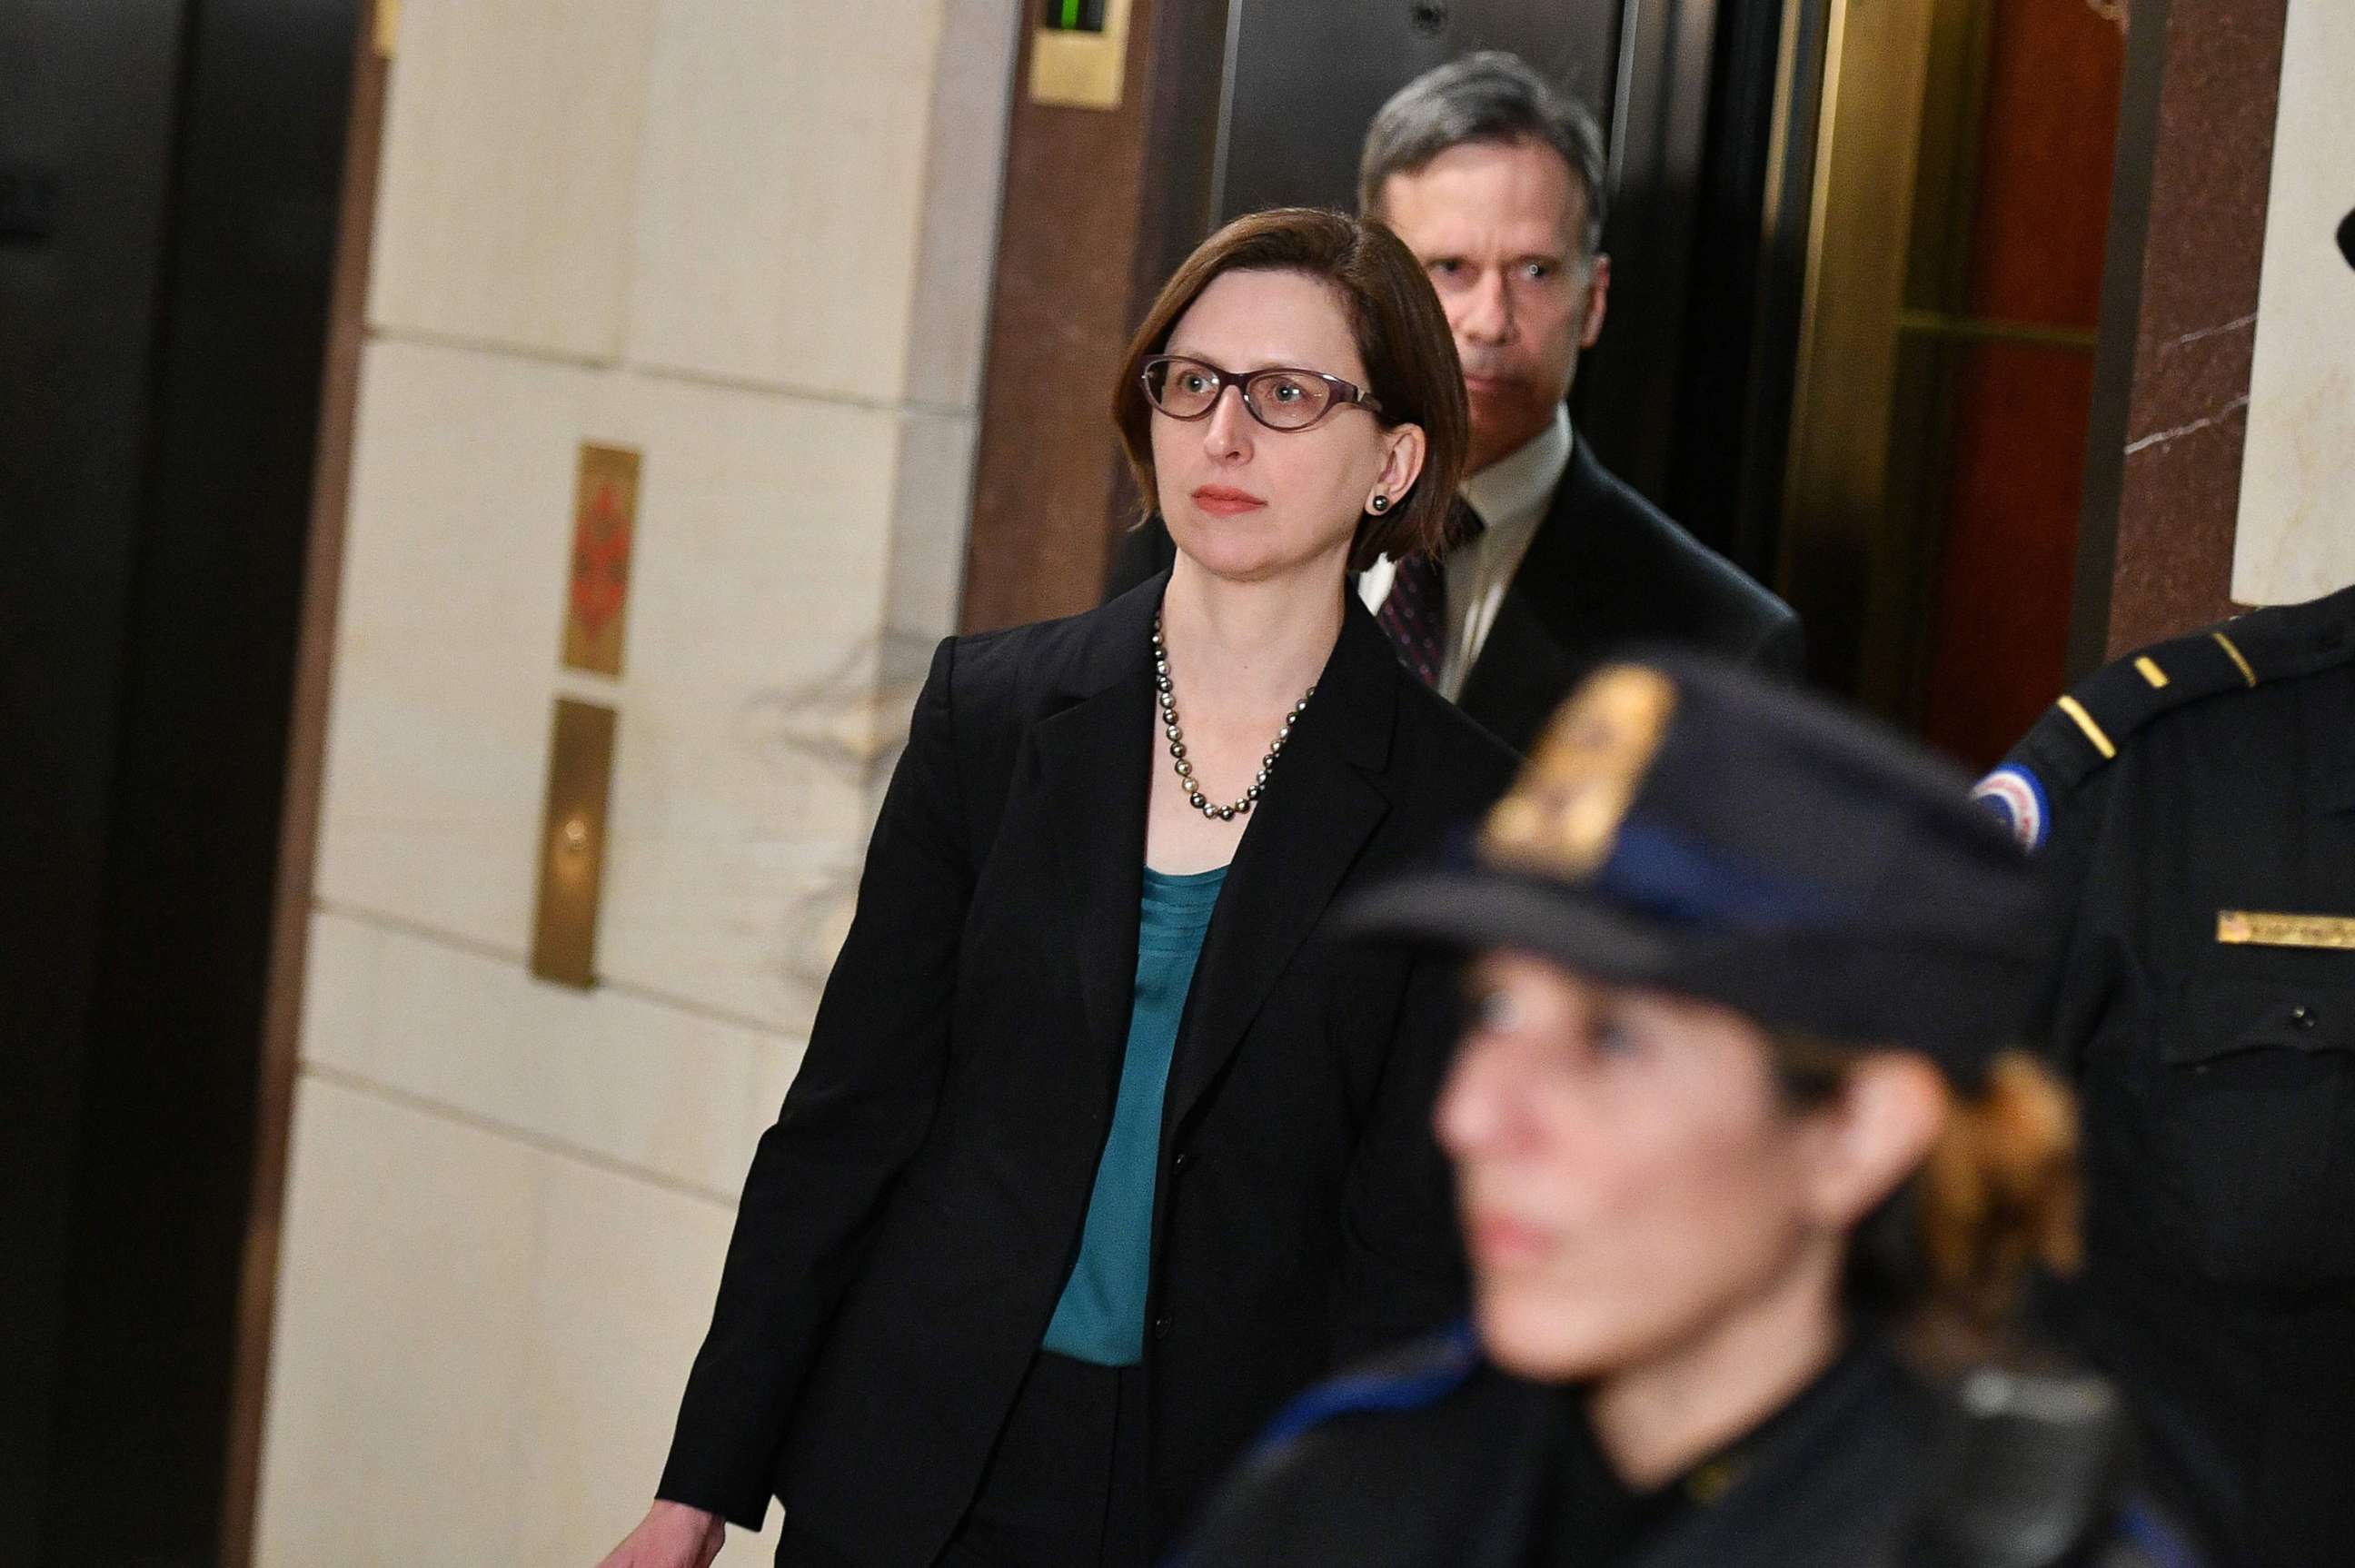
[1978,583,2355,1568]
[1178,1325,2196,1568]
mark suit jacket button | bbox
[1172,1151,1193,1175]
[1153,1313,1172,1337]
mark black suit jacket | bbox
[1456,440,1801,754]
[1105,440,1802,756]
[656,575,1518,1566]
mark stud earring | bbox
[1367,494,1390,513]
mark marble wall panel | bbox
[592,371,899,1027]
[625,0,948,402]
[883,409,979,677]
[901,0,1023,410]
[253,1076,542,1565]
[2093,0,2290,655]
[2232,0,2355,605]
[368,0,658,358]
[299,908,802,1201]
[256,1,1012,1559]
[253,1076,784,1565]
[517,1150,788,1563]
[317,338,903,1029]
[315,340,595,954]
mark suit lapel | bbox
[1028,672,1153,1057]
[1165,605,1396,1133]
[1456,580,1575,756]
[1456,447,1606,753]
[1022,575,1165,1058]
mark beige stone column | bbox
[250,4,1017,1562]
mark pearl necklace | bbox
[1153,613,1317,821]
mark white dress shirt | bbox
[1358,406,1574,701]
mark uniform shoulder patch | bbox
[1249,1320,1481,1454]
[1971,763,2050,851]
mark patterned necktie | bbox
[1375,501,1486,688]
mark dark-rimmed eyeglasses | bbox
[1139,354,1384,432]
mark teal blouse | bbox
[1040,863,1227,1365]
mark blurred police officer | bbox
[1975,581,2355,1566]
[1178,656,2197,1567]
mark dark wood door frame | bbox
[221,8,390,1564]
[959,0,1232,633]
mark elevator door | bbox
[0,0,360,1561]
[1211,0,1627,223]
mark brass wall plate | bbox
[561,443,641,678]
[1029,0,1132,111]
[531,698,618,988]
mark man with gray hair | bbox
[1355,52,1800,753]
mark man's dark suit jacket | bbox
[656,574,1518,1567]
[1108,438,1804,755]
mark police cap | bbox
[1346,653,2056,1076]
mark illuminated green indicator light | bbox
[1045,0,1107,30]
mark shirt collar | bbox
[1461,404,1574,534]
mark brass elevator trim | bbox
[1774,0,2115,720]
[532,698,618,989]
[1893,309,2100,351]
[1777,0,1943,708]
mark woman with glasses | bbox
[595,208,1517,1568]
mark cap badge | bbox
[1483,664,1676,878]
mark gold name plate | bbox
[2216,910,2355,951]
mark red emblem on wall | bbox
[562,444,641,677]
[571,479,631,636]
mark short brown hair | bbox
[1111,207,1469,570]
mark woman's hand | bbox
[593,1501,726,1568]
